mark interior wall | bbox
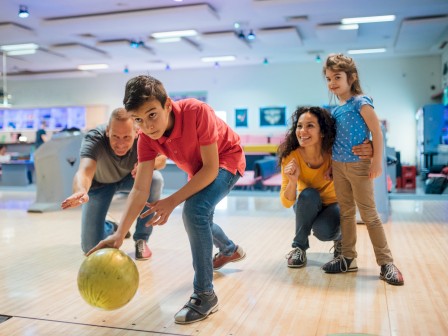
[7,55,442,165]
[442,46,448,88]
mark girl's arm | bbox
[360,105,383,179]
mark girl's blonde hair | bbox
[323,53,363,96]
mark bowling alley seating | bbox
[253,157,281,191]
[261,173,282,191]
[234,134,284,191]
[234,170,262,190]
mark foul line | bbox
[6,315,190,336]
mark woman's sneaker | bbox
[286,247,307,268]
[174,292,219,324]
[322,255,358,273]
[380,263,404,286]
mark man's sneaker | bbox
[380,263,404,286]
[174,292,219,324]
[286,247,307,268]
[135,239,152,260]
[322,255,358,273]
[107,215,131,239]
[330,240,342,258]
[213,245,246,270]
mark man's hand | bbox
[61,191,89,209]
[352,139,373,159]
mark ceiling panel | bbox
[96,39,155,58]
[315,24,358,44]
[149,38,203,59]
[50,43,109,59]
[200,31,253,52]
[8,69,96,79]
[0,22,36,45]
[15,49,67,66]
[0,0,446,78]
[41,4,220,36]
[395,15,448,52]
[256,26,302,46]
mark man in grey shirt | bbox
[61,107,165,260]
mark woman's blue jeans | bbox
[182,168,240,294]
[81,170,164,253]
[292,188,341,250]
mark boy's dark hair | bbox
[123,75,168,111]
[277,106,335,165]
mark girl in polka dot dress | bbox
[320,53,404,286]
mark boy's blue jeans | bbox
[182,168,240,294]
[80,170,164,253]
[292,188,341,250]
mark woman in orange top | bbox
[278,106,371,268]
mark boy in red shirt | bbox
[88,75,246,324]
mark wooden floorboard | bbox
[0,189,447,335]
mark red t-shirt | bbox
[137,98,246,179]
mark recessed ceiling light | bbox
[339,24,359,30]
[154,37,181,43]
[201,56,236,62]
[18,5,29,18]
[347,48,387,54]
[342,15,396,24]
[77,64,109,70]
[7,49,36,56]
[151,30,197,39]
[0,43,38,51]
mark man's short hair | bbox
[108,107,132,125]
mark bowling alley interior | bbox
[1,1,448,335]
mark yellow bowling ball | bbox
[78,248,139,310]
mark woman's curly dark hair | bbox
[277,106,335,165]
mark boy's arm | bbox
[117,160,154,236]
[360,105,383,178]
[86,159,155,255]
[138,143,219,227]
[154,154,167,170]
[170,142,219,206]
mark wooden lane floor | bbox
[0,189,447,335]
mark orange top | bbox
[280,150,337,207]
